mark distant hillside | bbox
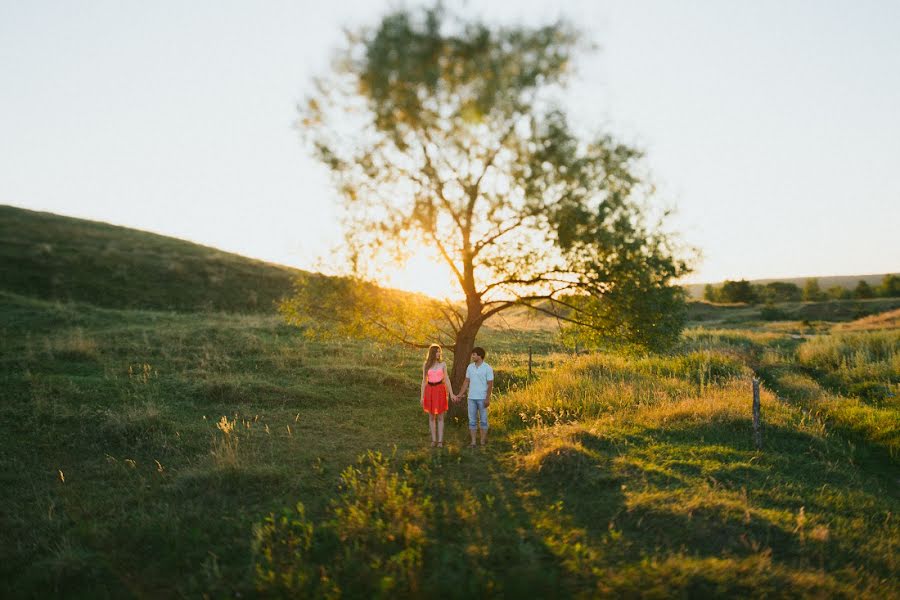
[0,205,304,312]
[686,297,900,325]
[684,273,895,299]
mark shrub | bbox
[252,504,327,595]
[253,452,430,598]
[759,304,789,321]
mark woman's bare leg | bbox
[437,414,444,446]
[428,413,436,445]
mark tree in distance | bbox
[854,280,875,299]
[878,274,900,298]
[282,5,692,386]
[712,279,758,304]
[804,278,826,302]
[827,285,851,300]
[759,281,802,303]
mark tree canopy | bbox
[284,5,692,384]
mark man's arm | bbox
[457,377,470,401]
[484,380,493,408]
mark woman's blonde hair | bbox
[423,344,441,374]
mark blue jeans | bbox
[468,398,488,430]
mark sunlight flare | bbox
[381,245,461,300]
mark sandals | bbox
[431,441,437,448]
[437,441,444,448]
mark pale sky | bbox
[2,0,898,298]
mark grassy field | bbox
[2,289,898,597]
[2,207,898,597]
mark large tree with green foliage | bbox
[283,5,691,386]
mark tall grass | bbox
[796,331,899,402]
[798,331,899,372]
[492,350,750,431]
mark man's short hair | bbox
[472,347,486,359]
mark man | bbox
[453,347,493,447]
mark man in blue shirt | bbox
[454,347,494,447]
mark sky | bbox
[2,0,898,298]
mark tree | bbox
[853,280,875,299]
[703,284,719,302]
[761,281,802,303]
[877,274,900,298]
[718,280,757,304]
[803,278,825,301]
[286,5,692,387]
[826,285,850,300]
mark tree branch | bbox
[478,300,517,323]
[479,273,576,297]
[437,304,462,334]
[512,298,596,329]
[458,111,528,240]
[363,314,433,348]
[472,215,527,257]
[469,118,519,201]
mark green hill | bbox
[0,205,302,312]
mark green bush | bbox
[253,452,430,598]
[759,304,789,321]
[252,504,323,594]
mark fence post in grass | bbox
[752,378,762,450]
[528,346,533,380]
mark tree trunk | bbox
[447,317,481,425]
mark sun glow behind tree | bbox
[285,4,693,388]
[382,244,462,300]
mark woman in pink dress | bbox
[421,344,455,448]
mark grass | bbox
[834,308,900,332]
[2,208,898,596]
[2,289,898,597]
[0,205,303,312]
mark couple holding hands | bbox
[421,344,493,448]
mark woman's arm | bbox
[443,363,454,400]
[421,367,426,401]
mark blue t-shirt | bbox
[465,362,494,399]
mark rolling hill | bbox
[0,205,303,312]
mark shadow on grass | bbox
[408,445,583,598]
[580,420,899,582]
[758,364,900,472]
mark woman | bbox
[421,344,454,448]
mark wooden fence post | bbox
[752,378,762,450]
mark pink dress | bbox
[423,366,448,414]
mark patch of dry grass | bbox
[834,308,900,332]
